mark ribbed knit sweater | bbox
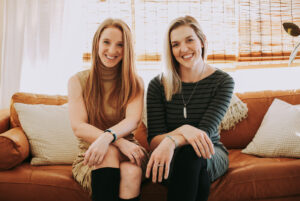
[146,69,234,181]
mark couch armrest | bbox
[0,109,10,133]
[0,127,30,170]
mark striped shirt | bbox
[146,69,234,146]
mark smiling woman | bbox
[170,25,204,73]
[98,27,124,68]
[68,18,149,201]
[146,16,234,201]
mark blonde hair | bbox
[83,18,141,129]
[162,15,208,101]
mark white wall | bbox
[0,0,5,76]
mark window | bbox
[82,0,300,70]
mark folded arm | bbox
[68,75,144,166]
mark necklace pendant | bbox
[183,106,187,119]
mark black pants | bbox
[166,145,211,201]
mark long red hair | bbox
[83,19,141,130]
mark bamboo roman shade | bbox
[239,0,300,62]
[82,0,300,65]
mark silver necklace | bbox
[181,63,205,119]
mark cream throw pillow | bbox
[242,99,300,158]
[14,103,80,165]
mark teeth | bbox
[182,54,193,59]
[106,55,115,60]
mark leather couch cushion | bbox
[10,93,68,128]
[133,122,150,152]
[209,150,300,201]
[0,163,90,201]
[10,92,150,152]
[221,89,300,149]
[134,90,300,152]
[1,150,299,201]
[0,127,29,170]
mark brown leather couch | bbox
[1,89,300,201]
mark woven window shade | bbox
[239,0,300,62]
[82,0,300,65]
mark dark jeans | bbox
[164,145,211,201]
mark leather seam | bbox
[228,174,300,184]
[239,93,300,101]
[0,181,81,191]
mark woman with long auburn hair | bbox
[68,18,148,201]
[146,16,234,201]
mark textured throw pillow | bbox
[219,94,248,130]
[242,99,300,158]
[14,103,80,165]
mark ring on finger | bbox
[157,163,164,167]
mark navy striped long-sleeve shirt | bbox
[146,69,235,146]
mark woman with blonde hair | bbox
[146,16,234,201]
[68,18,148,201]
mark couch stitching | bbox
[238,92,300,101]
[250,194,300,201]
[226,174,300,185]
[0,181,83,192]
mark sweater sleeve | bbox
[146,76,168,144]
[197,74,234,141]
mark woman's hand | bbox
[83,133,113,167]
[146,137,176,183]
[114,138,145,166]
[180,125,215,159]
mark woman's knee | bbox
[94,145,121,168]
[177,145,199,159]
[120,162,142,183]
[106,145,120,157]
[180,144,195,153]
[175,145,207,167]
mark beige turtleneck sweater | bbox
[76,64,121,122]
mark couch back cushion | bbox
[10,93,68,128]
[10,90,300,151]
[220,89,300,149]
[10,92,150,151]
